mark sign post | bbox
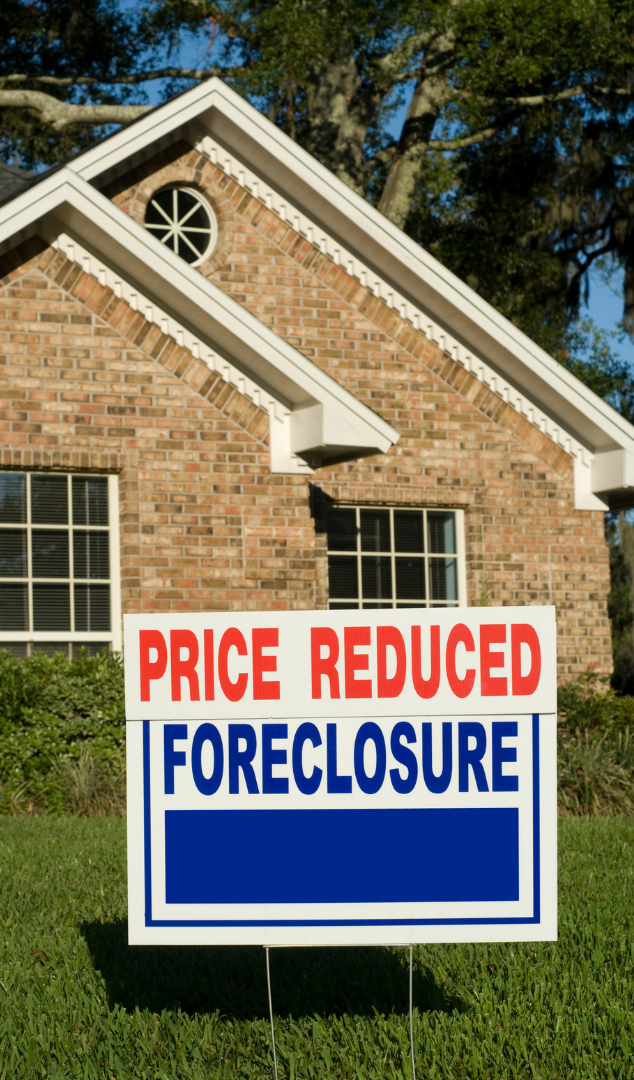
[125,607,557,947]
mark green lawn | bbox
[0,818,632,1079]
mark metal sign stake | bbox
[265,946,279,1080]
[409,946,416,1080]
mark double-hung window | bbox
[0,472,120,657]
[327,505,464,609]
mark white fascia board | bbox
[68,79,222,184]
[0,168,396,460]
[70,76,634,458]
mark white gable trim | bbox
[0,169,398,473]
[67,78,634,508]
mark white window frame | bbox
[0,472,121,655]
[326,505,466,609]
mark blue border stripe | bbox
[142,717,541,928]
[143,721,153,926]
[532,712,540,923]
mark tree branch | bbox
[0,89,152,130]
[375,27,435,83]
[1,67,226,88]
[450,82,634,112]
[364,145,397,170]
[509,84,634,107]
[427,125,499,151]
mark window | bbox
[145,186,217,265]
[0,473,120,658]
[326,505,463,609]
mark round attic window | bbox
[144,186,217,265]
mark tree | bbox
[5,2,634,349]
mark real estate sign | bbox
[125,607,557,945]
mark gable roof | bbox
[0,165,397,474]
[0,161,32,202]
[1,77,634,507]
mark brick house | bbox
[1,79,632,678]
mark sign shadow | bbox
[81,919,464,1019]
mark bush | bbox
[557,670,634,733]
[0,648,125,815]
[557,671,634,815]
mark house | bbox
[0,78,631,678]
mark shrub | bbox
[0,647,125,815]
[557,670,634,734]
[52,748,126,816]
[557,671,634,815]
[558,729,634,815]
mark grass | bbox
[0,818,632,1079]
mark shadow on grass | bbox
[81,919,463,1020]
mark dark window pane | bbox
[0,474,26,523]
[72,476,108,526]
[395,557,426,600]
[0,584,28,629]
[32,642,71,658]
[361,555,392,600]
[360,509,390,552]
[71,641,110,658]
[33,584,70,630]
[328,601,360,610]
[145,193,171,228]
[328,556,358,600]
[31,475,68,524]
[429,557,458,601]
[326,507,357,552]
[0,530,27,577]
[177,190,209,231]
[362,602,393,608]
[74,585,111,631]
[74,532,110,579]
[394,511,424,553]
[32,531,69,578]
[0,642,28,657]
[428,511,456,554]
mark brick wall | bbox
[0,140,613,678]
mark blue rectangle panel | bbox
[164,807,519,905]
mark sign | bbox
[125,607,557,945]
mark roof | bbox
[0,160,33,202]
[1,78,634,507]
[0,167,397,473]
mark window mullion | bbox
[356,507,362,609]
[390,507,397,610]
[424,509,431,609]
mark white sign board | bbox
[125,607,557,946]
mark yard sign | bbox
[125,607,557,946]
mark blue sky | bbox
[584,268,634,368]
